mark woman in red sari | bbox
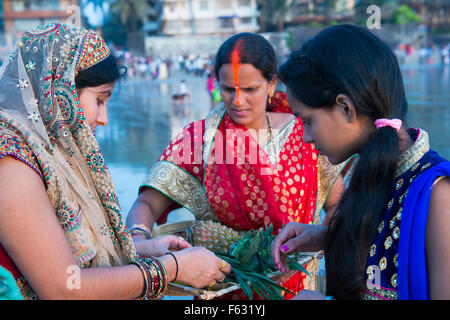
[127,33,343,299]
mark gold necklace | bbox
[265,113,277,164]
[266,113,273,142]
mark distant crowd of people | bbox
[110,49,215,81]
[395,42,450,65]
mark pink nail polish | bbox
[281,245,289,252]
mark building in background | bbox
[404,0,449,29]
[161,0,259,36]
[142,0,164,36]
[144,0,259,56]
[1,0,80,49]
[284,0,355,25]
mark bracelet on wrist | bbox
[164,252,179,282]
[129,260,150,299]
[130,257,169,300]
[129,224,152,240]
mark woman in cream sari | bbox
[0,23,229,299]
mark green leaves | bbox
[213,224,309,300]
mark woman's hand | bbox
[271,222,328,273]
[172,247,231,289]
[134,235,191,257]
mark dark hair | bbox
[278,24,408,299]
[75,53,126,91]
[214,32,277,82]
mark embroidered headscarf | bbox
[0,24,136,274]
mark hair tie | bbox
[374,118,402,131]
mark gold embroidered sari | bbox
[0,24,136,299]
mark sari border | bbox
[0,152,45,183]
[262,115,296,149]
[140,160,218,221]
[202,103,227,187]
[313,155,350,224]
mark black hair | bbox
[75,53,126,91]
[278,24,408,299]
[214,32,277,82]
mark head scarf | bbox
[0,24,136,271]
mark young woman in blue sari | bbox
[271,24,450,300]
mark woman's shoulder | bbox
[0,127,44,182]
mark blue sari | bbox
[398,159,450,300]
[363,129,449,300]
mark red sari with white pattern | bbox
[149,91,318,299]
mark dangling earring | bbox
[268,91,274,104]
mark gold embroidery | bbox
[399,191,407,204]
[411,162,420,172]
[369,244,376,257]
[393,253,398,267]
[391,273,398,288]
[362,285,398,300]
[387,198,394,210]
[389,217,396,229]
[315,154,347,224]
[393,226,400,240]
[395,130,430,178]
[395,178,403,190]
[378,220,385,233]
[384,236,393,250]
[142,161,218,221]
[396,207,403,220]
[379,257,387,270]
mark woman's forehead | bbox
[84,83,115,94]
[218,63,266,84]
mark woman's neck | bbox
[398,126,414,154]
[243,113,271,145]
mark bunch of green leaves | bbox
[213,224,309,300]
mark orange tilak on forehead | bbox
[231,41,242,106]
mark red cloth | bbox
[0,243,21,280]
[156,91,318,299]
[267,91,293,114]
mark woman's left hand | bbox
[133,235,192,257]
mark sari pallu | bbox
[205,108,318,232]
[141,99,326,298]
[143,102,319,232]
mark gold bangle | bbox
[142,257,168,300]
[129,224,152,240]
[130,260,149,299]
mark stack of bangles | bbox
[129,224,152,240]
[130,257,168,300]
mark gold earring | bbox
[268,92,274,104]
